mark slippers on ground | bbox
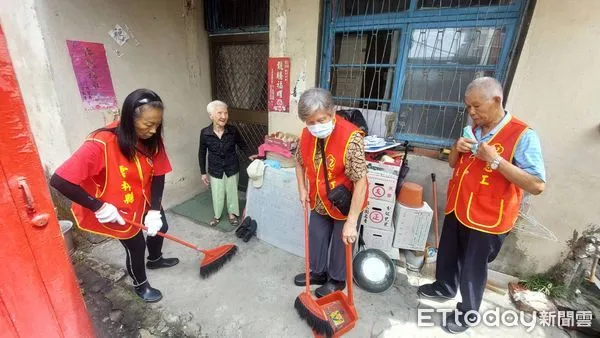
[235,217,251,238]
[243,219,257,243]
[209,217,220,226]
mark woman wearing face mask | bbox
[293,87,368,298]
[50,89,178,303]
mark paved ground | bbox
[85,211,581,337]
[73,239,202,337]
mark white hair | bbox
[297,88,334,122]
[465,77,504,103]
[207,100,228,115]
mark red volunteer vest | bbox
[300,116,368,220]
[71,122,154,239]
[445,116,529,234]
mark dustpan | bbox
[313,243,358,337]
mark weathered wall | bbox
[269,0,321,134]
[2,0,212,207]
[503,0,600,275]
[0,0,71,172]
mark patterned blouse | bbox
[296,132,367,215]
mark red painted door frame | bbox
[0,24,94,337]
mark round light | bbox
[362,256,387,282]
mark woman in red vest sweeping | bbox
[51,89,178,303]
[293,88,368,298]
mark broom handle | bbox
[431,173,439,249]
[126,220,203,253]
[303,203,311,294]
[345,242,354,306]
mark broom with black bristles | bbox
[294,204,334,337]
[127,220,237,278]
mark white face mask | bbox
[307,120,334,139]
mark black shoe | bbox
[417,283,454,302]
[146,257,180,270]
[294,272,328,286]
[315,279,346,298]
[134,282,163,303]
[235,217,251,238]
[444,311,471,334]
[242,220,257,242]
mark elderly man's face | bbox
[464,88,501,127]
[210,106,229,128]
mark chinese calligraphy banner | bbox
[267,57,290,112]
[67,40,118,111]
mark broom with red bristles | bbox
[127,220,237,278]
[294,203,334,336]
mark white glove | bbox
[144,210,163,237]
[95,203,125,225]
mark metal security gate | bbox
[320,0,529,148]
[209,33,269,190]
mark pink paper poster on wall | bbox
[66,40,118,111]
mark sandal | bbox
[229,215,240,226]
[209,217,220,226]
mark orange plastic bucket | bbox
[397,182,423,208]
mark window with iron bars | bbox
[320,0,527,147]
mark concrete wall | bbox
[0,0,71,172]
[503,0,600,274]
[1,0,212,207]
[269,0,321,135]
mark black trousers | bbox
[308,211,349,281]
[119,209,169,287]
[433,212,507,313]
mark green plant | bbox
[519,273,568,299]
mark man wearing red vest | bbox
[418,77,546,333]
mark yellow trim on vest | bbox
[312,130,352,221]
[454,212,513,235]
[447,115,517,215]
[465,192,504,228]
[509,127,529,163]
[87,138,109,198]
[310,134,319,172]
[133,154,152,204]
[70,208,140,240]
[342,131,360,167]
[447,159,476,214]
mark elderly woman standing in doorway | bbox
[198,100,256,227]
[293,87,368,298]
[50,89,178,303]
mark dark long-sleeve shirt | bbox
[50,174,166,211]
[198,123,251,178]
